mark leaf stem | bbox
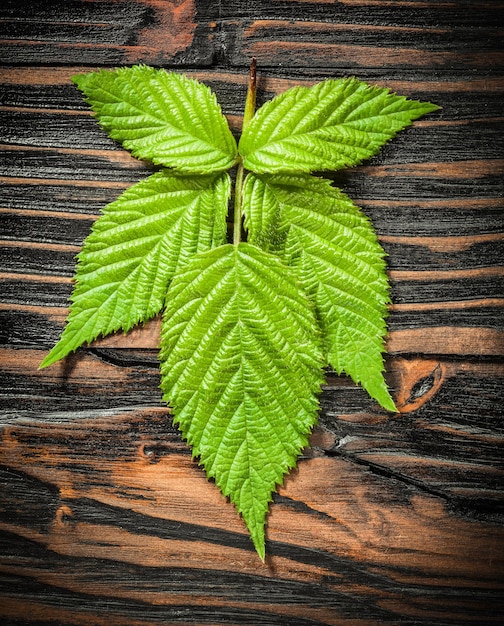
[243,57,257,131]
[233,161,244,245]
[233,58,257,246]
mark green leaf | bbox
[41,63,438,559]
[40,171,230,368]
[243,173,396,411]
[72,66,238,173]
[159,243,324,558]
[239,77,439,174]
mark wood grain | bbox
[0,0,503,623]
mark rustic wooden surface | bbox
[1,1,503,624]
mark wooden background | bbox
[1,0,503,623]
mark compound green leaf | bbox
[239,77,439,174]
[73,66,238,173]
[40,171,230,369]
[159,243,324,559]
[40,64,439,559]
[243,173,396,411]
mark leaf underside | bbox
[73,66,238,173]
[40,171,230,368]
[239,77,439,174]
[243,173,395,411]
[159,243,324,559]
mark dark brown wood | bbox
[1,1,503,624]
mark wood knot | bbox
[138,441,166,463]
[54,504,74,526]
[393,359,446,413]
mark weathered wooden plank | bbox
[2,244,504,322]
[214,0,504,32]
[0,146,151,182]
[2,278,504,350]
[3,196,503,238]
[0,0,212,66]
[2,305,504,360]
[212,1,504,71]
[1,235,502,277]
[3,67,504,121]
